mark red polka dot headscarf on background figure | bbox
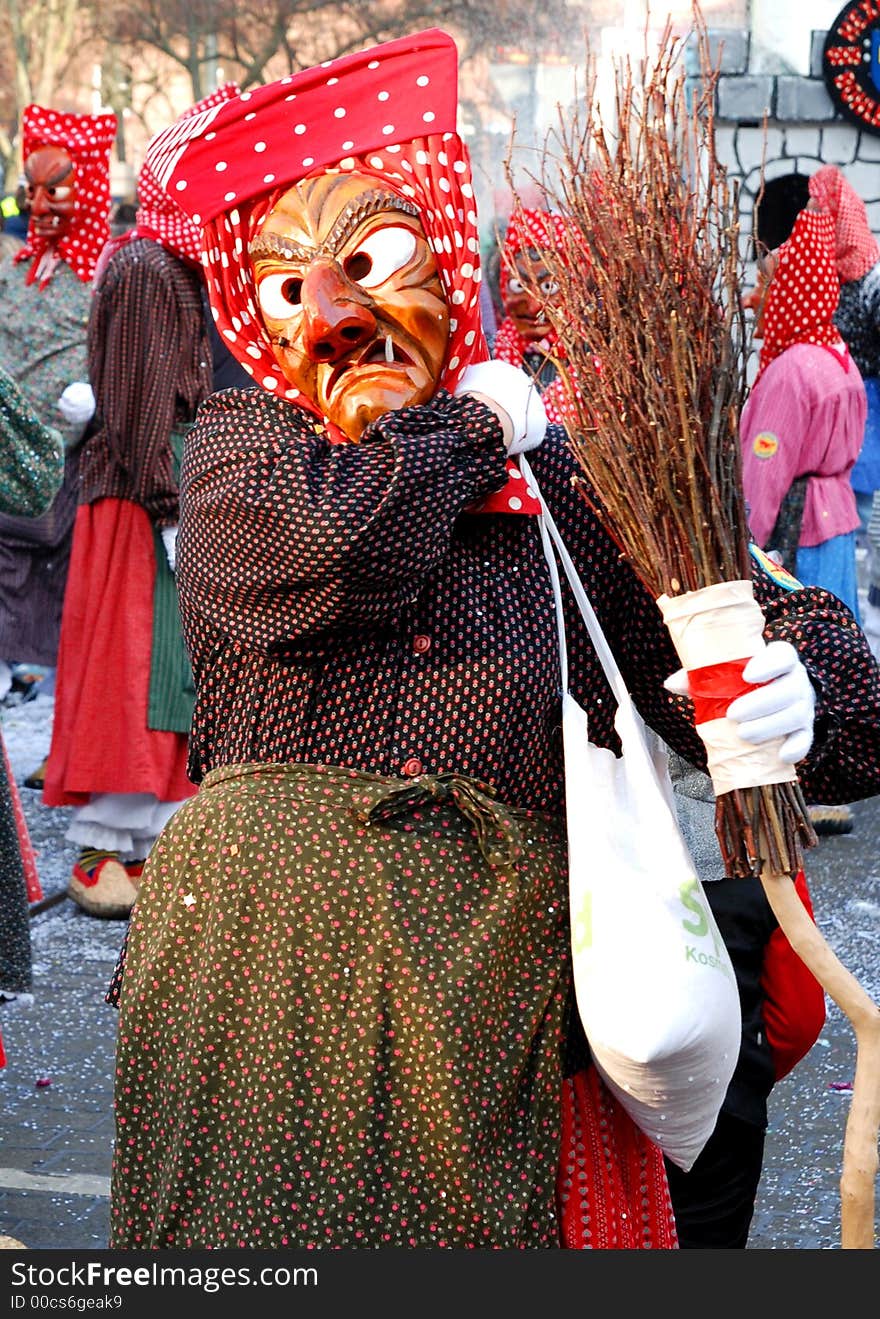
[498,208,570,309]
[808,164,880,285]
[15,105,117,289]
[144,29,488,442]
[93,84,242,290]
[756,208,842,384]
[493,206,597,427]
[134,82,242,270]
[493,208,570,370]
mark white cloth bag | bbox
[522,459,741,1172]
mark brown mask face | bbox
[250,171,450,441]
[24,146,78,245]
[503,246,559,342]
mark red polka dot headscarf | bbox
[498,208,570,306]
[145,29,488,435]
[756,208,841,383]
[15,105,116,289]
[808,164,880,285]
[136,83,241,269]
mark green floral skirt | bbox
[110,762,571,1248]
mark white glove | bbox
[161,525,178,573]
[664,640,816,764]
[453,359,547,454]
[57,381,96,426]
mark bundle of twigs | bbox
[509,3,879,1249]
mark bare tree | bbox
[0,0,582,210]
[0,0,97,187]
[96,0,577,100]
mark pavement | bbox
[0,665,878,1253]
[0,690,119,1250]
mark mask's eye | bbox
[257,272,304,320]
[507,276,525,295]
[539,278,559,297]
[49,186,72,201]
[343,226,417,289]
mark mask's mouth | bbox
[327,335,415,394]
[516,315,553,340]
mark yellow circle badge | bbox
[752,431,779,459]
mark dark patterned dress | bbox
[836,263,880,503]
[43,237,212,811]
[0,363,64,1017]
[109,389,880,1249]
[0,258,89,667]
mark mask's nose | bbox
[300,259,377,363]
[29,187,52,217]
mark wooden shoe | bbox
[67,850,137,919]
[23,756,47,789]
[124,859,146,892]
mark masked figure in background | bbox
[741,208,865,614]
[42,86,244,920]
[107,31,880,1250]
[0,106,116,707]
[492,207,573,423]
[741,207,866,837]
[807,165,880,656]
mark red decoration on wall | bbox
[823,2,880,134]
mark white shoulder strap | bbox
[519,454,635,715]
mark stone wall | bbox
[695,28,880,252]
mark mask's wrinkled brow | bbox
[27,159,75,188]
[249,189,420,264]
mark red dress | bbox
[43,499,193,807]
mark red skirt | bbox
[557,1068,679,1249]
[43,499,195,807]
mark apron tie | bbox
[354,772,522,869]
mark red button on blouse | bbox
[412,634,432,654]
[401,757,424,777]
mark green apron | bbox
[147,424,195,733]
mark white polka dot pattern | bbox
[808,165,880,285]
[15,105,116,288]
[145,30,486,439]
[147,29,458,225]
[135,83,241,268]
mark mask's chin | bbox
[324,364,433,440]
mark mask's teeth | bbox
[385,335,394,363]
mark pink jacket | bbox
[740,342,865,548]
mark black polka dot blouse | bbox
[175,386,880,816]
